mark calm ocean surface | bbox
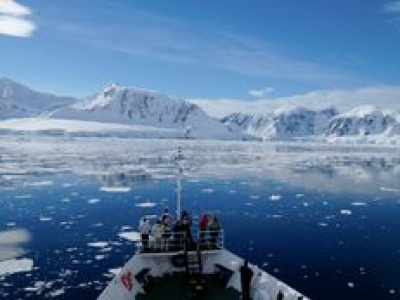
[0,137,399,299]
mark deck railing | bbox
[136,229,224,253]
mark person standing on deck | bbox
[138,217,151,251]
[198,214,208,248]
[240,260,254,300]
[181,210,193,248]
[172,220,185,250]
[152,219,165,251]
[208,215,221,249]
[161,208,172,226]
[161,209,172,249]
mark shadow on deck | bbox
[136,273,240,300]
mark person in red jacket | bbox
[198,213,208,247]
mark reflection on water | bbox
[0,136,400,299]
[98,171,152,189]
[1,137,399,194]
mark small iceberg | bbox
[0,258,34,276]
[100,187,131,193]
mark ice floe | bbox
[135,201,157,208]
[104,267,122,278]
[340,209,353,215]
[88,242,109,248]
[48,288,66,297]
[23,281,45,292]
[380,187,400,193]
[120,226,132,231]
[14,194,32,199]
[27,180,53,187]
[351,202,367,206]
[0,258,33,276]
[118,231,141,242]
[0,229,31,261]
[269,194,282,201]
[88,198,100,204]
[100,186,131,193]
[108,267,122,275]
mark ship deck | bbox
[136,273,241,300]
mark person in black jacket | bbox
[240,260,253,300]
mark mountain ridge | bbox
[1,78,399,143]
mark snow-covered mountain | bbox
[51,83,246,140]
[322,105,400,144]
[325,105,400,137]
[0,78,76,119]
[1,78,399,143]
[222,106,338,140]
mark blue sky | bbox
[1,0,400,110]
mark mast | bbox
[175,147,184,219]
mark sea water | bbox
[0,137,399,299]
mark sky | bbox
[1,0,400,115]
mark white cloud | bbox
[0,15,35,37]
[248,86,275,98]
[0,0,36,38]
[0,0,30,16]
[383,1,400,13]
[191,85,400,118]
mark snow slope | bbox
[52,83,247,140]
[0,118,183,138]
[0,78,76,119]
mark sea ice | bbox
[380,187,399,193]
[15,194,32,199]
[135,201,157,208]
[340,209,352,215]
[0,258,34,276]
[269,195,282,201]
[48,288,65,297]
[88,242,109,248]
[351,202,367,206]
[100,186,131,193]
[118,231,141,242]
[88,198,100,204]
[28,180,54,187]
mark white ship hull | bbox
[98,248,308,300]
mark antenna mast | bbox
[175,147,184,219]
